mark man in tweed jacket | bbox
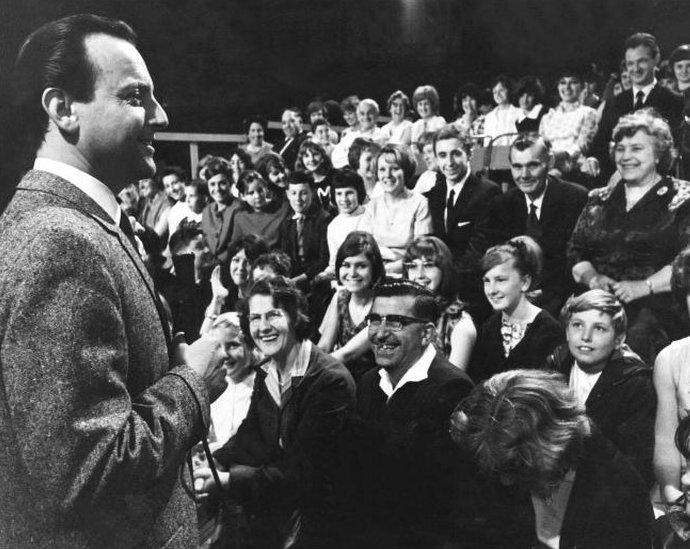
[0,15,227,548]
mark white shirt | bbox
[568,360,602,407]
[445,169,471,226]
[531,469,577,549]
[632,78,657,107]
[378,344,436,399]
[523,181,549,221]
[167,201,203,238]
[210,371,256,446]
[262,339,312,407]
[34,157,121,224]
[413,170,438,194]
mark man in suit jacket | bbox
[591,32,683,176]
[0,15,227,548]
[278,107,308,170]
[352,280,475,548]
[482,135,588,316]
[426,125,500,317]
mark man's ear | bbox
[41,87,79,133]
[421,322,436,346]
[615,333,626,349]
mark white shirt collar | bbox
[523,179,549,218]
[446,169,471,206]
[33,157,121,225]
[632,78,657,105]
[378,344,436,399]
[262,339,312,406]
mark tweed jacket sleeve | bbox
[0,207,210,516]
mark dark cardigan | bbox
[214,344,356,548]
[545,343,656,488]
[468,309,564,383]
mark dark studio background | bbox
[1,0,689,211]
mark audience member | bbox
[468,237,563,383]
[252,251,292,281]
[319,231,384,382]
[200,234,269,335]
[590,32,684,177]
[240,114,274,164]
[409,84,447,154]
[569,110,690,363]
[514,75,547,132]
[351,279,474,548]
[295,140,335,213]
[451,369,653,549]
[277,106,308,169]
[200,156,239,263]
[452,82,482,138]
[482,75,521,146]
[339,94,360,138]
[324,169,367,277]
[403,236,477,370]
[255,151,289,203]
[228,147,253,197]
[194,277,356,548]
[482,135,588,316]
[139,175,174,238]
[380,90,413,149]
[168,177,208,237]
[546,290,656,487]
[359,144,432,274]
[311,116,335,156]
[411,131,440,194]
[161,165,186,202]
[231,170,291,248]
[347,137,380,198]
[671,44,690,97]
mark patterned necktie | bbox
[634,90,645,110]
[526,202,542,239]
[446,189,455,233]
[295,215,305,263]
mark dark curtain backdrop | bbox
[1,0,689,210]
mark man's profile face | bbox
[367,295,428,375]
[625,45,658,87]
[510,143,549,200]
[72,33,168,189]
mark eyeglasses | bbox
[365,313,429,331]
[248,309,286,325]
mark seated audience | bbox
[339,94,360,139]
[332,98,383,168]
[347,137,381,199]
[228,147,253,198]
[482,75,521,146]
[138,176,173,239]
[379,90,413,149]
[451,369,653,549]
[295,140,335,213]
[200,234,269,335]
[403,236,477,370]
[255,152,289,203]
[590,32,683,177]
[231,170,290,249]
[359,144,432,274]
[468,237,563,383]
[568,110,690,363]
[545,290,656,487]
[654,247,690,526]
[278,171,330,298]
[240,115,273,164]
[324,169,367,278]
[278,106,308,170]
[319,231,384,382]
[168,177,208,238]
[482,135,588,316]
[409,84,447,155]
[452,82,482,139]
[351,279,474,548]
[200,156,239,263]
[514,75,548,132]
[412,131,440,194]
[194,277,356,548]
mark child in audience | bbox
[311,117,335,157]
[254,152,289,203]
[231,170,290,248]
[347,137,381,199]
[295,140,336,213]
[412,131,440,194]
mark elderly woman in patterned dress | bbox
[568,110,690,363]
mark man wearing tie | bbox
[426,125,500,317]
[590,32,683,177]
[482,135,588,316]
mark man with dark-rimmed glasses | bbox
[349,279,475,548]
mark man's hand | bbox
[193,467,229,499]
[181,334,228,401]
[611,280,649,304]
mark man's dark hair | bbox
[624,32,660,59]
[347,137,380,171]
[13,14,137,155]
[242,114,267,134]
[433,124,472,156]
[161,165,187,183]
[373,279,440,324]
[238,276,311,344]
[287,169,314,187]
[169,219,203,256]
[509,134,551,160]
